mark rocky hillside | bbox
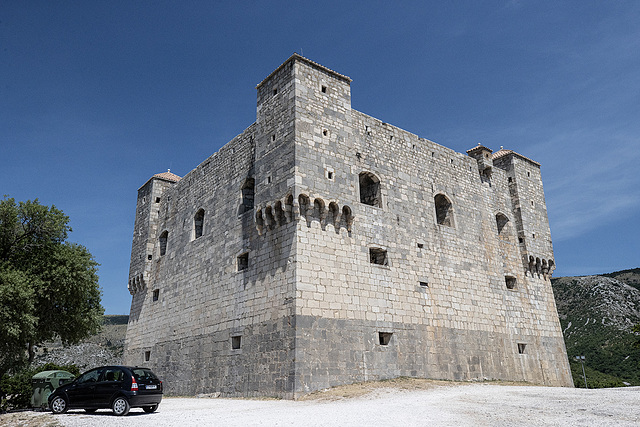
[33,315,128,371]
[552,269,640,387]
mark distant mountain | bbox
[552,269,640,387]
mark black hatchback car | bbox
[48,365,162,416]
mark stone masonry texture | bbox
[124,54,573,398]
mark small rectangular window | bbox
[155,197,161,203]
[152,289,159,301]
[232,335,241,350]
[321,85,327,93]
[144,351,150,362]
[419,281,429,288]
[272,87,278,96]
[505,276,516,290]
[369,248,388,266]
[518,343,527,354]
[237,253,249,271]
[378,332,392,346]
[417,243,424,249]
[147,254,153,260]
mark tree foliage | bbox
[0,197,103,377]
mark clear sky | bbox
[2,1,639,314]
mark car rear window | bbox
[132,368,158,381]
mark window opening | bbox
[417,243,424,249]
[434,194,454,227]
[378,332,393,346]
[159,231,168,256]
[271,134,276,142]
[505,276,516,290]
[232,336,242,350]
[144,351,150,362]
[518,343,527,354]
[237,253,249,271]
[152,289,159,301]
[194,209,205,239]
[321,85,327,93]
[359,172,382,207]
[155,197,161,203]
[147,254,153,260]
[240,178,255,214]
[369,247,388,266]
[323,129,328,136]
[496,213,509,235]
[419,281,429,287]
[272,87,278,96]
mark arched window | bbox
[240,178,255,214]
[194,209,205,239]
[159,230,168,256]
[496,213,509,236]
[434,194,454,227]
[359,172,382,207]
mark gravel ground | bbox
[3,384,639,427]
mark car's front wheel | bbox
[112,397,130,416]
[51,396,68,414]
[143,404,158,413]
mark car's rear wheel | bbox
[143,404,158,413]
[51,396,68,414]
[112,397,130,416]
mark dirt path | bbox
[3,382,639,427]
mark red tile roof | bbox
[153,170,181,182]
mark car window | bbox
[101,367,125,382]
[76,368,103,384]
[132,368,158,381]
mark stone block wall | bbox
[124,54,572,398]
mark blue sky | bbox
[2,1,639,314]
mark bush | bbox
[0,363,79,412]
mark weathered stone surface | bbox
[124,54,572,398]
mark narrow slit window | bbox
[419,281,429,288]
[518,343,527,354]
[144,351,150,362]
[194,209,205,239]
[321,85,327,93]
[159,231,168,256]
[240,178,255,214]
[379,332,393,346]
[152,289,159,301]
[232,336,241,350]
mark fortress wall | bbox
[124,123,299,397]
[291,59,571,391]
[125,55,572,397]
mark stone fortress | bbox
[124,54,573,398]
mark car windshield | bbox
[132,368,158,381]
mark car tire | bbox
[85,408,97,413]
[51,396,68,414]
[112,397,130,416]
[143,404,158,413]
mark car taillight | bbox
[131,376,138,391]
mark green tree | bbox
[634,324,640,348]
[0,197,103,376]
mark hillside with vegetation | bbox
[33,315,128,370]
[552,268,640,388]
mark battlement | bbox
[124,56,572,398]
